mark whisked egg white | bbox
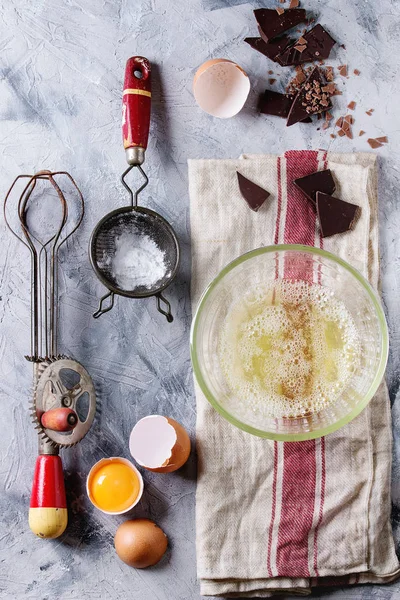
[218,280,360,419]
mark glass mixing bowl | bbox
[190,245,388,441]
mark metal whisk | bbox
[4,171,96,539]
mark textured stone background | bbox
[1,0,400,598]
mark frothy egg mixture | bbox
[218,280,360,419]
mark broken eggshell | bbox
[129,415,191,473]
[193,58,250,118]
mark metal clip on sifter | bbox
[89,57,180,322]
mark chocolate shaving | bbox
[367,138,383,149]
[287,66,332,126]
[376,136,388,143]
[366,108,374,116]
[316,192,360,238]
[347,101,356,110]
[338,64,348,76]
[344,128,353,139]
[337,129,346,137]
[343,115,354,125]
[359,130,365,136]
[325,111,333,121]
[237,172,270,212]
[335,116,344,128]
[325,66,334,81]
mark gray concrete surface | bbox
[1,0,400,598]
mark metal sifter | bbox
[4,171,96,539]
[90,57,180,322]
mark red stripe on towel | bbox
[267,156,284,576]
[313,150,328,576]
[276,150,319,578]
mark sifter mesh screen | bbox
[91,207,179,297]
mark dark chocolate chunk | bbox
[294,169,336,205]
[254,8,307,43]
[259,89,312,122]
[316,192,359,237]
[244,36,292,62]
[276,24,336,66]
[237,172,270,212]
[286,66,331,126]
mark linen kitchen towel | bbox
[189,151,400,597]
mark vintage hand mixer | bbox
[4,171,96,539]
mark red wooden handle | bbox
[29,455,67,538]
[122,57,151,154]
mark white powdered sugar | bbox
[100,230,168,291]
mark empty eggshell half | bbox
[193,58,250,118]
[129,415,191,473]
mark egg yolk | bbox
[90,461,141,512]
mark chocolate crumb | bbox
[366,110,373,116]
[347,101,356,110]
[336,116,344,128]
[359,130,365,136]
[342,120,350,132]
[376,136,388,143]
[269,78,277,84]
[354,69,360,76]
[340,44,346,49]
[326,111,333,121]
[337,129,346,137]
[276,7,285,15]
[344,128,353,139]
[325,66,334,81]
[338,64,348,76]
[344,115,354,124]
[279,0,285,3]
[322,121,329,130]
[289,0,299,7]
[367,138,383,149]
[330,134,336,139]
[268,70,274,75]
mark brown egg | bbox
[129,415,191,473]
[114,519,168,568]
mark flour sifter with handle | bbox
[90,57,180,322]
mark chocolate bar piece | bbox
[276,24,336,66]
[254,8,307,43]
[287,66,331,126]
[294,169,336,205]
[237,172,270,212]
[244,36,292,62]
[316,192,359,237]
[259,90,312,122]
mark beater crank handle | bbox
[156,293,173,323]
[29,454,67,539]
[122,57,151,166]
[93,291,115,319]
